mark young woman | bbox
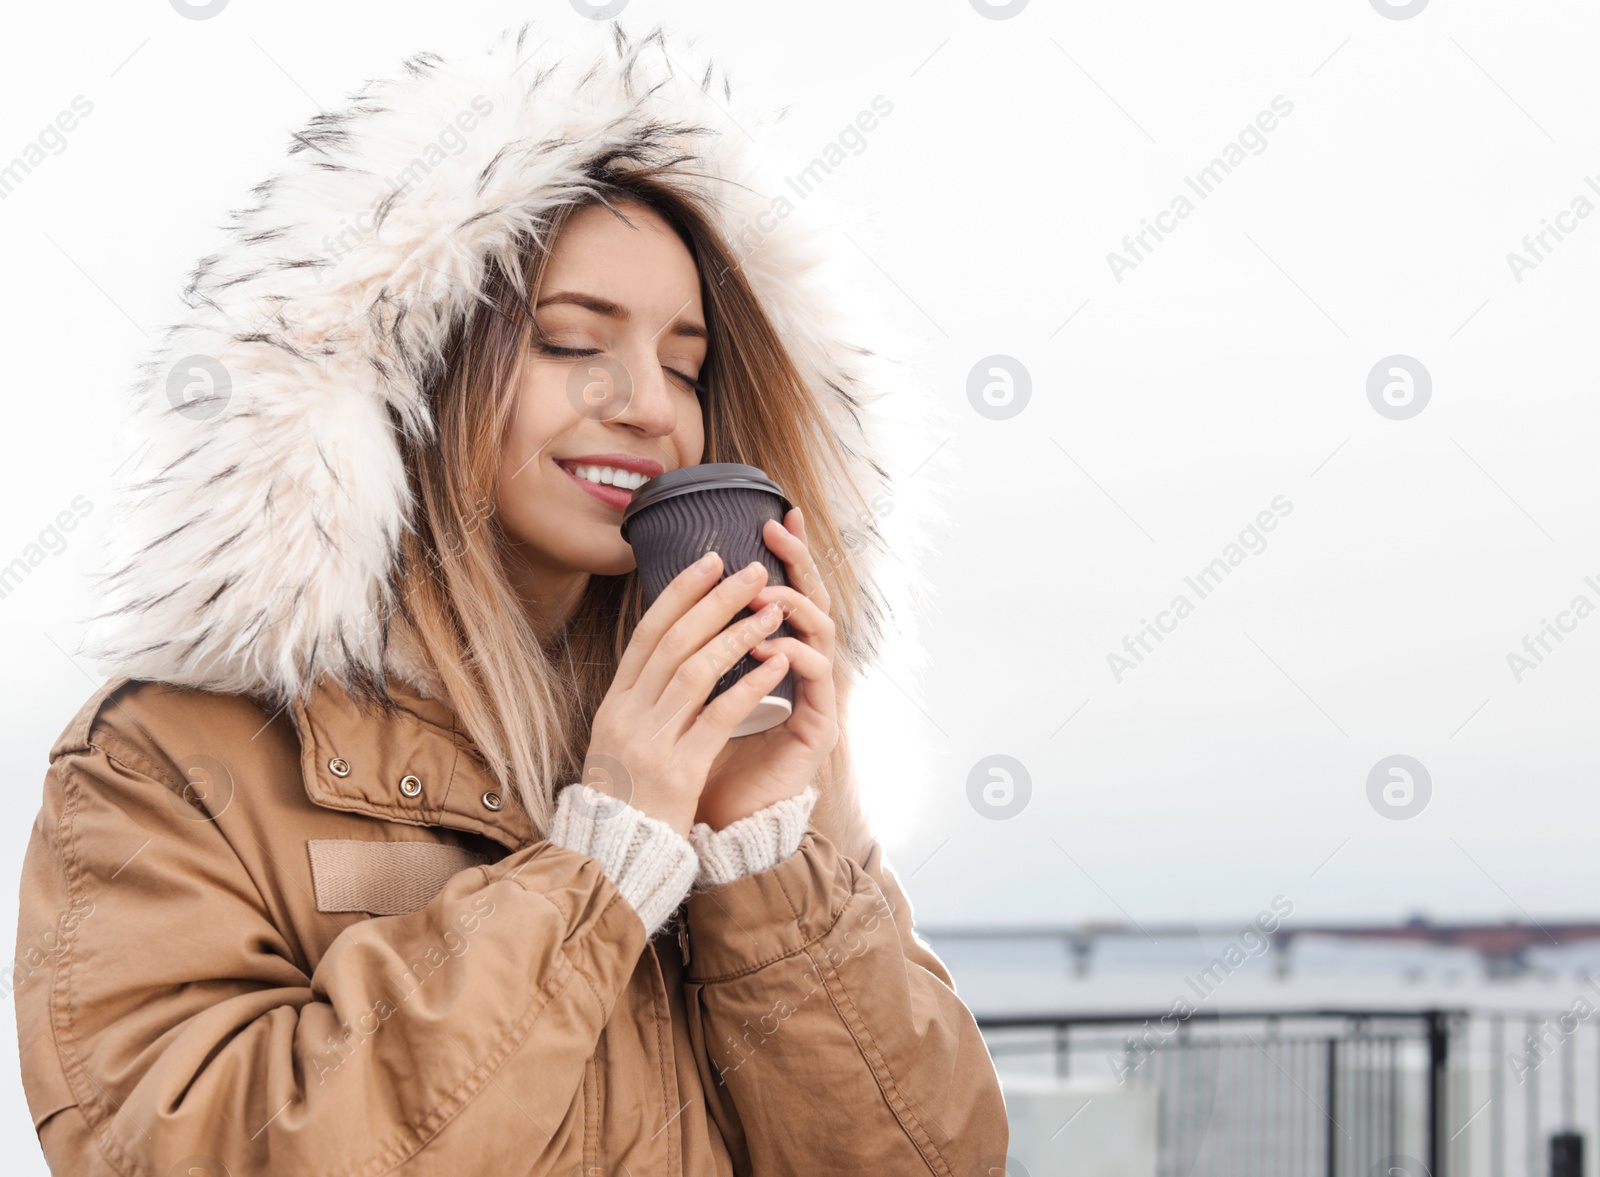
[14,20,1007,1176]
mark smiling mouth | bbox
[555,460,652,511]
[555,460,655,492]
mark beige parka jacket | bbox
[14,15,1005,1177]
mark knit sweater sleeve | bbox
[544,783,699,936]
[687,784,819,890]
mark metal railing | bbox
[972,1007,1600,1177]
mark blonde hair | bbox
[388,165,878,849]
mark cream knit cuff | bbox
[688,785,820,890]
[545,784,698,937]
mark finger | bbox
[745,639,825,694]
[751,635,834,718]
[634,559,771,707]
[686,649,790,751]
[614,549,726,691]
[764,516,830,612]
[765,514,824,600]
[751,636,825,681]
[743,585,835,654]
[650,594,785,738]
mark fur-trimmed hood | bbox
[78,18,949,710]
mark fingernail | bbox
[740,561,764,582]
[696,551,719,572]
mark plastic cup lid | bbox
[620,462,792,543]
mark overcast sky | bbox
[2,1,1596,960]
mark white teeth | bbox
[570,464,650,491]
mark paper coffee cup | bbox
[620,463,795,736]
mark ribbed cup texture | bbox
[627,486,795,711]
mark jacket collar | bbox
[289,674,534,851]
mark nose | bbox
[607,346,681,439]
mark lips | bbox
[554,454,666,479]
[556,459,641,512]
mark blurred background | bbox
[1,1,1596,1174]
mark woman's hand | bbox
[696,508,841,831]
[582,548,795,838]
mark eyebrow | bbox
[534,290,708,342]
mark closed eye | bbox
[534,343,706,395]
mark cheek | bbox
[494,387,562,513]
[682,395,707,464]
[502,374,569,463]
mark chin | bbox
[575,539,639,579]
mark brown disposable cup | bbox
[620,463,795,737]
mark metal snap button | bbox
[399,774,422,798]
[481,791,502,811]
[328,758,350,777]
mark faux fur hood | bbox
[77,18,949,711]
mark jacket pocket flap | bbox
[307,839,490,916]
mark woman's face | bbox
[494,198,708,601]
